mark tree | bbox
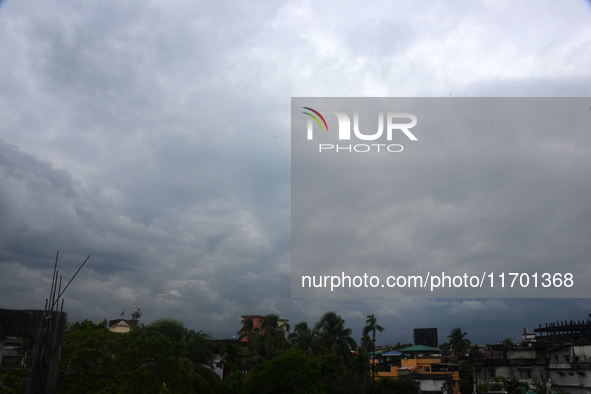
[459,362,474,394]
[148,318,220,393]
[362,314,385,353]
[314,311,357,358]
[500,376,528,394]
[242,350,324,394]
[289,321,318,354]
[217,343,244,378]
[150,317,190,343]
[374,377,421,394]
[439,342,451,356]
[259,314,289,357]
[59,320,196,393]
[362,313,384,390]
[448,327,471,356]
[502,337,517,350]
[361,332,372,350]
[237,317,257,343]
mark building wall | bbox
[110,325,131,333]
[414,328,438,348]
[375,358,460,394]
[548,345,591,393]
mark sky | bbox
[1,0,591,346]
[291,98,591,299]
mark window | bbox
[520,369,532,379]
[489,369,496,378]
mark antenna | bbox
[46,252,91,311]
[131,308,143,321]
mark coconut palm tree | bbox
[362,313,384,387]
[362,313,384,353]
[218,343,244,379]
[237,317,258,343]
[289,321,324,356]
[151,317,190,343]
[314,311,357,358]
[448,327,471,356]
[259,314,289,357]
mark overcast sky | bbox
[1,0,591,346]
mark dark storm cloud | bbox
[0,0,590,342]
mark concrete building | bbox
[373,354,460,394]
[238,314,289,342]
[534,318,591,345]
[473,347,547,389]
[547,345,591,394]
[108,319,138,333]
[414,328,439,348]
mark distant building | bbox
[108,308,142,333]
[238,315,289,342]
[414,328,438,348]
[521,328,536,343]
[547,344,591,394]
[534,318,591,345]
[108,319,138,333]
[373,355,460,394]
[473,347,547,389]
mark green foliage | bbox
[500,376,528,394]
[314,311,357,359]
[0,368,28,394]
[289,321,317,353]
[243,350,324,394]
[448,327,471,356]
[239,314,290,365]
[439,342,451,355]
[148,318,221,393]
[374,377,421,394]
[362,313,384,353]
[221,370,244,394]
[502,337,517,350]
[318,351,354,394]
[59,319,211,393]
[218,343,244,378]
[458,362,474,394]
[476,382,488,393]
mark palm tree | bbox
[361,332,372,350]
[448,327,471,356]
[289,321,317,354]
[237,317,258,343]
[151,317,190,343]
[217,343,244,379]
[362,313,384,353]
[314,311,357,358]
[186,329,216,365]
[259,314,289,357]
[362,313,384,387]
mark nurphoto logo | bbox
[301,107,418,153]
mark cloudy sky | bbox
[1,0,591,345]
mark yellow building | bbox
[371,347,460,394]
